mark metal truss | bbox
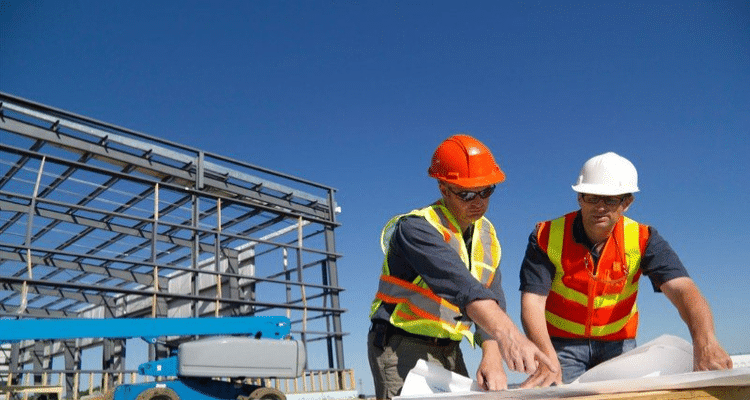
[0,92,346,393]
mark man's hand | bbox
[694,338,733,371]
[519,352,562,388]
[497,329,557,375]
[466,299,559,377]
[476,340,507,391]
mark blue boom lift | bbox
[0,316,306,400]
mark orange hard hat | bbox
[428,134,506,187]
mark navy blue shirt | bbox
[519,211,689,296]
[371,214,507,341]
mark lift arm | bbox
[0,315,291,343]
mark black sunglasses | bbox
[581,194,627,206]
[447,185,496,202]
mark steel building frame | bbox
[0,92,346,395]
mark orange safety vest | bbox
[369,202,501,345]
[537,211,649,340]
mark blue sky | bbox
[1,1,749,396]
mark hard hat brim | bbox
[571,183,638,196]
[440,170,506,188]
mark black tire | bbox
[246,387,286,400]
[134,387,180,400]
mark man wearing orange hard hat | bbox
[368,134,555,399]
[519,152,733,387]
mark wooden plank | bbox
[0,385,64,396]
[562,385,750,400]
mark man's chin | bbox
[590,219,614,231]
[467,212,485,222]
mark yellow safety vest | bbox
[369,202,501,345]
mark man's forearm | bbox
[466,298,522,341]
[661,277,732,370]
[521,292,556,356]
[662,277,717,342]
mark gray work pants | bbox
[367,329,467,400]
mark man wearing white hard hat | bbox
[518,152,733,386]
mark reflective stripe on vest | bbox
[540,212,648,340]
[370,202,501,345]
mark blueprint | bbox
[397,335,750,399]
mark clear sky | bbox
[1,1,749,396]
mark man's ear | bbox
[622,195,635,212]
[438,182,449,197]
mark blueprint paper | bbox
[397,334,750,399]
[397,368,750,399]
[400,359,481,396]
[572,334,693,383]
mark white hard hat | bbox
[572,152,639,195]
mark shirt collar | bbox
[572,210,595,248]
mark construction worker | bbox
[367,134,555,399]
[519,152,733,386]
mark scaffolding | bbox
[0,92,348,397]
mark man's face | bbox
[577,193,634,237]
[439,182,495,229]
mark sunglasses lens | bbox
[454,185,495,201]
[479,186,495,198]
[583,194,622,205]
[457,191,477,201]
